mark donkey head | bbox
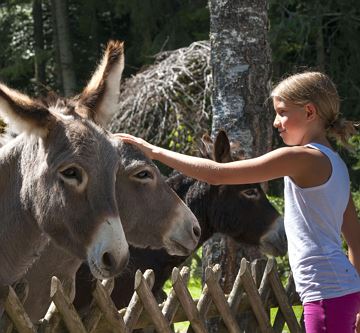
[0,41,129,280]
[114,141,201,256]
[198,130,285,252]
[86,42,200,256]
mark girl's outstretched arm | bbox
[115,133,326,186]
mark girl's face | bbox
[273,97,309,146]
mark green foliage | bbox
[108,0,209,73]
[267,195,284,214]
[0,2,35,92]
[269,0,360,121]
[168,123,194,152]
[353,190,360,216]
[0,0,359,187]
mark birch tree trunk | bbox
[203,1,272,331]
[50,0,76,96]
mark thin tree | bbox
[203,0,273,331]
[32,0,46,96]
[50,0,76,96]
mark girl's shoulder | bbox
[272,146,332,188]
[270,145,326,162]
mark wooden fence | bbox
[0,257,304,333]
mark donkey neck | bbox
[0,135,49,285]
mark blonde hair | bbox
[271,71,357,148]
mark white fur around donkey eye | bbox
[59,164,88,191]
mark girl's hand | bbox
[114,133,155,159]
[356,313,360,333]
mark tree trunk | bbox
[50,0,63,95]
[203,0,272,331]
[50,0,76,96]
[32,0,46,96]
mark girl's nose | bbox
[273,115,280,128]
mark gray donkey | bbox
[21,139,203,322]
[0,41,130,290]
[0,41,200,318]
[3,42,200,321]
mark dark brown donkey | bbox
[5,41,200,323]
[74,130,287,316]
[0,41,200,320]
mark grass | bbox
[270,305,303,332]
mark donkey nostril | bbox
[102,252,115,270]
[193,225,201,239]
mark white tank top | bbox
[284,143,360,303]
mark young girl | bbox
[117,71,360,333]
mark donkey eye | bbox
[135,170,152,179]
[241,188,258,198]
[130,168,155,184]
[60,166,82,183]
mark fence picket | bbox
[124,269,155,331]
[134,270,172,332]
[172,267,207,333]
[49,277,87,333]
[239,258,274,333]
[82,278,114,333]
[0,284,35,333]
[1,279,29,333]
[267,262,302,333]
[162,266,190,324]
[205,264,241,333]
[92,279,128,333]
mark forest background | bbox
[0,0,359,205]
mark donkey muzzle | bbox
[87,216,129,279]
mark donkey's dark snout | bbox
[193,224,201,239]
[102,252,116,270]
[102,250,129,275]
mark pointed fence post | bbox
[50,276,87,333]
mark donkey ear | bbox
[78,40,125,126]
[214,129,232,163]
[0,83,54,136]
[198,133,213,159]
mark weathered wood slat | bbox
[239,258,273,333]
[187,265,220,333]
[124,269,155,331]
[1,279,29,333]
[258,259,273,306]
[82,278,114,333]
[205,264,241,333]
[162,266,190,324]
[92,279,127,333]
[172,267,207,333]
[251,259,268,288]
[197,264,221,318]
[0,284,35,333]
[227,261,244,313]
[267,262,302,333]
[272,271,303,332]
[134,270,172,333]
[50,276,87,333]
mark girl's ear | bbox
[305,103,317,120]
